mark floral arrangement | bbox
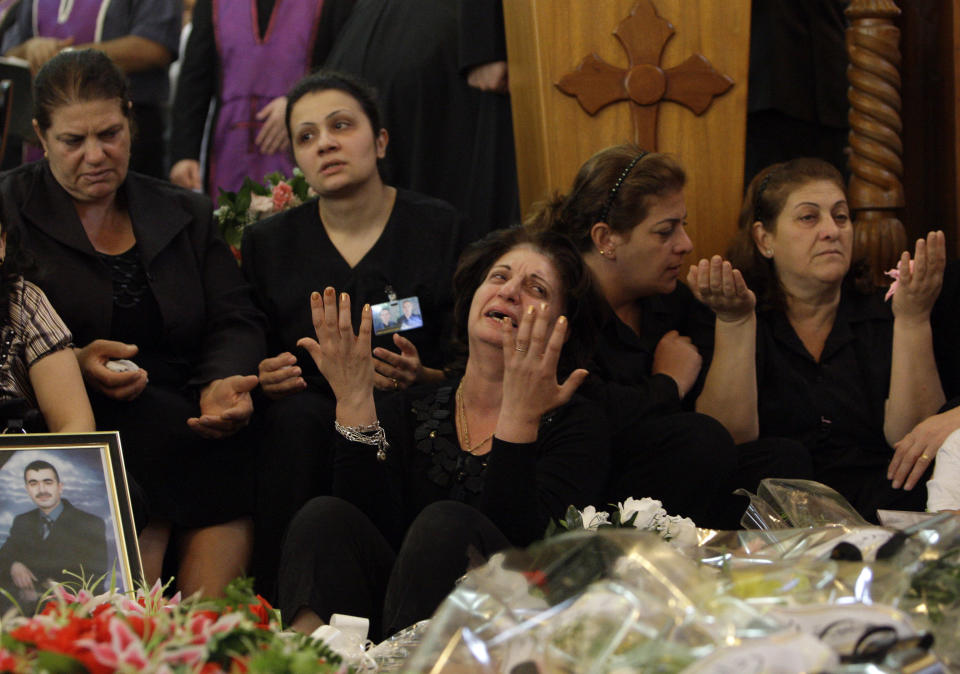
[0,578,347,673]
[546,496,698,546]
[213,169,314,253]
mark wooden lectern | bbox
[503,0,750,262]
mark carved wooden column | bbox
[846,0,906,284]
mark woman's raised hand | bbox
[892,230,946,322]
[296,288,375,422]
[688,255,756,323]
[495,303,588,444]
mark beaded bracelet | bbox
[334,420,389,461]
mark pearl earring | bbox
[765,249,773,257]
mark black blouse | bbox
[241,189,469,393]
[756,288,893,473]
[582,283,716,429]
[330,381,610,548]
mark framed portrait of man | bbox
[0,432,141,613]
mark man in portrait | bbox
[375,306,397,333]
[399,299,423,329]
[0,460,108,608]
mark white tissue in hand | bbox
[105,359,139,373]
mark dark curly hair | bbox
[727,157,873,310]
[449,227,601,374]
[525,143,685,251]
[0,199,31,323]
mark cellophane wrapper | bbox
[396,481,960,672]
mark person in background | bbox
[324,0,517,235]
[169,0,354,195]
[2,0,180,178]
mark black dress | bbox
[278,381,609,639]
[241,188,471,596]
[756,288,930,520]
[324,0,518,235]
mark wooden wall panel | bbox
[504,0,750,262]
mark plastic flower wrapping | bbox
[373,480,960,673]
[0,578,348,673]
[213,169,314,254]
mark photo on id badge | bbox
[371,296,423,336]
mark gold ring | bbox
[920,453,930,461]
[515,344,529,352]
[392,378,399,390]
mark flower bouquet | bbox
[0,577,348,673]
[213,169,313,256]
[546,496,699,546]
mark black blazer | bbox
[0,161,266,387]
[0,499,108,589]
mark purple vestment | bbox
[210,0,323,195]
[34,0,105,43]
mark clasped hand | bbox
[891,230,946,322]
[495,303,588,443]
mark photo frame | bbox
[0,432,141,612]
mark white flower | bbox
[662,515,698,546]
[618,497,666,530]
[579,505,610,530]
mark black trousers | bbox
[252,389,338,602]
[606,411,814,530]
[278,497,509,641]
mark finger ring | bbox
[515,344,529,352]
[392,378,399,390]
[920,454,930,461]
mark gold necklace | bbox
[455,381,493,455]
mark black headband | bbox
[753,167,780,222]
[598,151,648,223]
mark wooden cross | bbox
[556,0,734,151]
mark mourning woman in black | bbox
[278,227,608,639]
[241,70,471,595]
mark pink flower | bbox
[249,194,275,218]
[272,181,295,210]
[75,617,149,670]
[884,260,914,301]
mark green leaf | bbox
[34,650,88,674]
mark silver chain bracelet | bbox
[334,420,389,461]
